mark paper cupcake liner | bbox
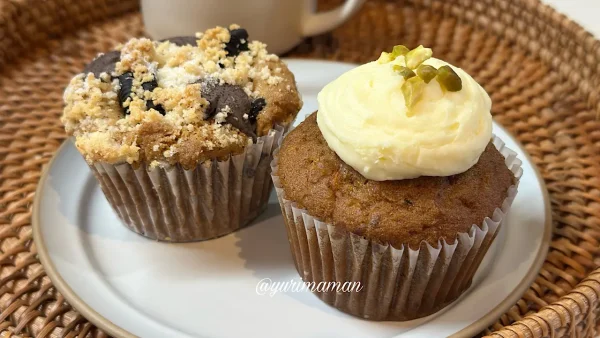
[88,125,284,242]
[270,134,522,321]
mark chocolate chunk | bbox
[248,98,266,123]
[161,36,197,46]
[146,100,166,115]
[141,78,166,115]
[118,72,165,115]
[118,72,134,115]
[83,50,120,78]
[141,79,158,92]
[200,80,256,138]
[225,28,249,56]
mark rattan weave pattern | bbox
[0,0,599,337]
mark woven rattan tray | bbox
[1,0,600,337]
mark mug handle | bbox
[301,0,365,37]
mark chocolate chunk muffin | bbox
[62,25,302,242]
[271,46,521,321]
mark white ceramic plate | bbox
[33,59,551,338]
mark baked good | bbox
[271,45,520,320]
[62,25,302,241]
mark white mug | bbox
[141,0,365,55]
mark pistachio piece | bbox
[416,64,438,83]
[405,45,433,69]
[436,65,462,91]
[401,76,426,108]
[377,51,393,64]
[393,65,416,80]
[391,45,410,58]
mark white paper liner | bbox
[270,134,522,321]
[88,125,285,242]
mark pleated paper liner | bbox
[271,134,523,321]
[88,125,284,242]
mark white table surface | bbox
[544,0,600,37]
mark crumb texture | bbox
[62,25,302,168]
[277,113,515,249]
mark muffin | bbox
[271,46,521,320]
[62,25,302,242]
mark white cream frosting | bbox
[317,56,492,181]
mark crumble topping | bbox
[215,105,231,124]
[62,25,302,168]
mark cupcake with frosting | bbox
[62,25,302,242]
[271,46,521,320]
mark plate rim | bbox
[32,59,552,338]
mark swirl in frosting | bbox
[317,54,492,181]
